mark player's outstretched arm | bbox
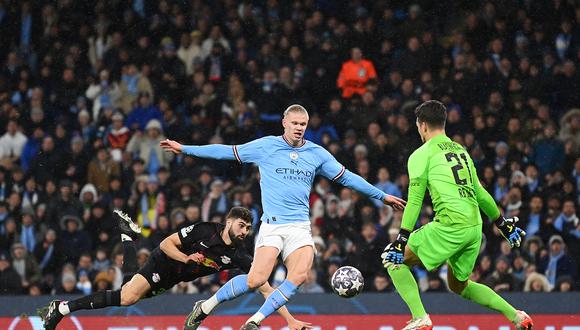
[470,162,526,248]
[160,139,237,160]
[159,233,205,264]
[318,148,405,209]
[336,170,406,210]
[257,283,313,330]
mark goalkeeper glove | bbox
[381,229,410,270]
[494,216,526,248]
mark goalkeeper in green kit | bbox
[381,100,533,330]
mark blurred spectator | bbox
[538,235,577,288]
[555,275,575,292]
[484,256,520,292]
[337,48,377,99]
[372,271,392,293]
[201,179,229,223]
[0,120,27,167]
[33,229,59,276]
[19,210,38,253]
[85,69,121,121]
[105,112,131,162]
[45,180,83,230]
[127,119,173,174]
[134,175,166,237]
[0,251,22,294]
[426,273,447,292]
[10,242,40,291]
[28,136,65,186]
[93,271,112,292]
[125,92,162,131]
[559,109,580,152]
[87,147,121,193]
[298,268,325,293]
[346,222,386,285]
[58,215,91,265]
[56,272,81,294]
[76,270,92,295]
[554,200,579,239]
[523,272,551,292]
[531,124,565,176]
[373,167,402,208]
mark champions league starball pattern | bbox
[331,266,364,298]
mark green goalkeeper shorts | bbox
[407,221,482,282]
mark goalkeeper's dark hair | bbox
[415,100,447,129]
[226,206,253,224]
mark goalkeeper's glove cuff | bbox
[397,229,411,243]
[494,215,506,228]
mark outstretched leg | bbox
[449,266,532,328]
[40,274,150,330]
[387,245,430,328]
[242,246,312,329]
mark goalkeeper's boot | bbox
[240,321,260,330]
[38,300,65,330]
[114,209,141,240]
[183,299,207,330]
[513,310,534,330]
[402,314,433,330]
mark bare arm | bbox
[159,233,204,264]
[160,233,188,263]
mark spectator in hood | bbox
[44,180,83,230]
[0,251,22,294]
[127,119,173,174]
[11,242,40,291]
[58,215,91,265]
[538,235,577,288]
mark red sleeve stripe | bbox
[332,166,346,181]
[233,145,242,163]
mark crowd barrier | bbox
[0,293,578,329]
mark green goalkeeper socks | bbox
[460,280,517,321]
[388,264,427,319]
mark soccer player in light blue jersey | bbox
[161,104,406,330]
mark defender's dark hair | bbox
[226,206,253,224]
[415,100,447,129]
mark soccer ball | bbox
[331,266,364,298]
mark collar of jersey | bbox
[281,135,306,148]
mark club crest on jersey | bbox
[289,151,299,160]
[221,256,231,264]
[152,273,161,283]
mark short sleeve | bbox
[178,223,211,247]
[316,147,345,181]
[407,147,428,180]
[233,137,268,164]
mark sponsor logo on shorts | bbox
[221,256,231,264]
[152,273,160,283]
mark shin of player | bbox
[196,246,314,329]
[245,245,312,325]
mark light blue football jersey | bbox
[234,136,345,224]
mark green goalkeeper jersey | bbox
[401,134,500,231]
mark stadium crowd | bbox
[0,0,578,297]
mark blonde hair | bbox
[283,104,309,119]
